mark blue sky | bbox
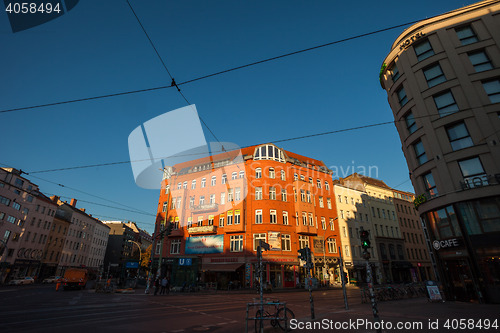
[0,0,475,234]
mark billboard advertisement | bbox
[185,235,224,254]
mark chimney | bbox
[70,198,77,207]
[80,208,86,213]
[50,195,60,203]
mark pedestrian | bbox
[160,276,168,295]
[154,277,159,296]
[56,279,61,291]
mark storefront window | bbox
[429,206,462,240]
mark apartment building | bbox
[154,143,341,289]
[380,0,500,302]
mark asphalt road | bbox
[1,284,498,333]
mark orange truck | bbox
[62,268,88,290]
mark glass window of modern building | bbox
[456,25,478,45]
[446,122,473,151]
[414,40,434,61]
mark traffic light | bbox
[360,229,371,250]
[298,248,308,261]
[165,222,174,237]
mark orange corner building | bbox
[153,143,341,289]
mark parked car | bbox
[42,276,61,284]
[8,277,35,285]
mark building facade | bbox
[380,0,500,302]
[333,184,380,285]
[393,189,436,282]
[154,144,341,289]
[335,174,411,284]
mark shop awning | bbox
[201,263,244,272]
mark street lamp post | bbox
[127,240,142,286]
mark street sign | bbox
[126,261,139,268]
[179,258,192,266]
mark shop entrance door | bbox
[443,259,477,302]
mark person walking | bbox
[160,276,168,295]
[153,277,160,296]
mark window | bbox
[423,172,438,197]
[299,235,309,249]
[327,238,337,253]
[210,194,215,205]
[294,173,298,181]
[434,90,459,117]
[170,240,181,254]
[329,219,335,230]
[255,168,262,179]
[269,187,276,200]
[280,170,285,181]
[300,175,305,181]
[338,195,341,203]
[319,196,324,208]
[12,202,21,210]
[222,174,227,184]
[197,216,203,227]
[327,198,332,209]
[281,189,287,202]
[459,157,488,188]
[269,168,275,179]
[391,63,400,82]
[232,172,237,180]
[211,176,216,186]
[183,181,187,189]
[235,187,241,201]
[162,201,168,212]
[308,213,314,226]
[468,50,492,72]
[230,235,243,252]
[414,40,434,61]
[228,188,234,202]
[177,182,182,190]
[413,140,428,165]
[324,181,330,191]
[191,180,196,189]
[239,170,244,179]
[219,215,225,227]
[447,122,473,151]
[255,187,262,200]
[340,210,344,219]
[405,112,417,134]
[321,217,326,230]
[282,211,289,225]
[483,79,500,103]
[220,192,225,205]
[253,144,285,162]
[302,212,307,226]
[456,25,478,45]
[396,86,408,107]
[423,63,445,87]
[6,215,16,224]
[344,245,350,257]
[165,185,170,194]
[307,191,311,203]
[255,210,263,224]
[227,211,233,225]
[201,178,206,188]
[199,196,205,206]
[270,210,277,224]
[281,234,291,251]
[308,177,313,184]
[253,233,267,251]
[316,179,321,188]
[234,210,241,225]
[300,190,306,202]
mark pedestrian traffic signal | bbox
[360,229,371,250]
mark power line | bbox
[26,105,473,174]
[0,18,425,115]
[54,195,156,217]
[26,173,154,216]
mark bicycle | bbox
[254,300,295,332]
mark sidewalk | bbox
[288,298,499,332]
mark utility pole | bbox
[360,227,381,333]
[257,240,269,333]
[338,246,349,310]
[299,246,315,319]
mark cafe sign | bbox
[433,238,461,251]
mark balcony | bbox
[187,225,217,235]
[296,224,317,235]
[190,203,219,213]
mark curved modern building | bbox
[380,0,500,303]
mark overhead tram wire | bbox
[126,0,222,145]
[26,105,471,174]
[2,17,430,115]
[26,173,155,217]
